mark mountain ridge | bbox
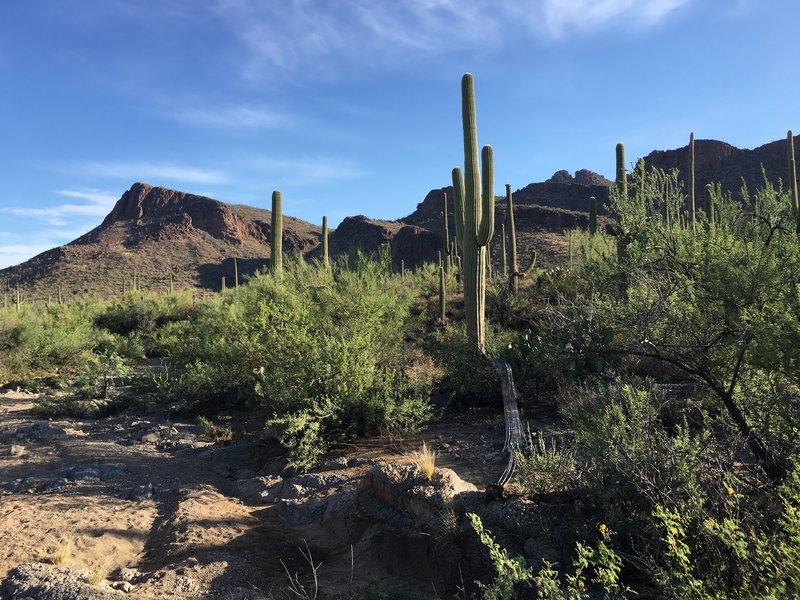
[2,135,797,299]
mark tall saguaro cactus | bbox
[689,132,696,233]
[271,190,283,278]
[505,184,518,293]
[616,143,627,201]
[452,73,495,355]
[321,215,330,268]
[788,131,799,221]
[501,223,507,278]
[588,196,597,235]
[442,191,450,274]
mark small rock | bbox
[15,423,67,438]
[11,444,26,457]
[168,427,179,437]
[236,476,282,500]
[140,432,160,444]
[113,581,135,593]
[114,567,139,582]
[128,483,154,501]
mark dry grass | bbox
[412,442,437,481]
[89,558,114,586]
[49,536,74,566]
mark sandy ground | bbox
[0,388,533,599]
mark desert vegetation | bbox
[2,74,800,599]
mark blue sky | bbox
[0,0,795,268]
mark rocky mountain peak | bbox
[97,182,250,245]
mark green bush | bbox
[431,323,510,404]
[157,255,433,468]
[0,299,103,384]
[95,290,196,355]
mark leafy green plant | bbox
[467,512,533,600]
[515,429,581,496]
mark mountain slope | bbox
[0,183,322,300]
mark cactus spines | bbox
[588,196,597,235]
[506,184,519,293]
[689,132,696,233]
[438,265,446,323]
[442,191,450,274]
[615,143,627,201]
[322,215,330,268]
[271,190,283,278]
[452,73,495,354]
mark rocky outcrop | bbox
[91,183,253,245]
[514,170,612,215]
[2,563,125,599]
[329,215,440,268]
[642,137,798,197]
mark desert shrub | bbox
[157,255,433,468]
[514,429,581,496]
[431,323,510,404]
[468,513,632,600]
[0,299,104,383]
[566,379,707,535]
[95,290,196,355]
[75,350,132,399]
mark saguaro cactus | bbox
[501,222,508,277]
[506,184,518,293]
[788,131,799,221]
[438,265,446,323]
[689,132,696,233]
[705,183,715,227]
[442,191,450,274]
[234,258,239,288]
[321,215,330,268]
[452,73,495,355]
[271,190,283,278]
[588,196,597,235]
[616,143,627,201]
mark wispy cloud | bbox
[2,188,117,226]
[67,161,227,185]
[211,0,693,77]
[252,156,366,184]
[528,0,691,37]
[166,104,295,129]
[0,225,92,270]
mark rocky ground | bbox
[0,389,577,599]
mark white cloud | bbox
[252,156,366,184]
[167,104,294,129]
[1,188,117,226]
[69,161,227,185]
[210,0,693,77]
[0,226,90,270]
[0,244,58,270]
